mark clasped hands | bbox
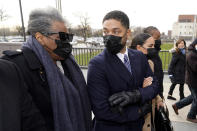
[108,77,153,113]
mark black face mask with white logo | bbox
[103,35,124,55]
[53,32,73,59]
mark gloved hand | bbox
[139,101,152,117]
[108,90,141,107]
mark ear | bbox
[126,29,131,37]
[35,32,45,45]
[136,45,141,50]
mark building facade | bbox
[172,15,197,41]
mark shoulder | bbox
[187,51,197,60]
[0,59,16,68]
[89,50,105,65]
[2,49,23,57]
[128,48,145,57]
[0,59,19,75]
[128,48,147,62]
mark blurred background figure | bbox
[167,39,186,100]
[172,39,197,123]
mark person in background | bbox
[1,7,91,131]
[167,39,186,100]
[130,33,164,131]
[144,26,164,98]
[172,39,197,123]
[0,59,46,131]
[87,10,159,131]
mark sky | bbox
[0,0,197,34]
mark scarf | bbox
[23,36,91,131]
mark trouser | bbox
[168,83,184,98]
[187,86,197,119]
[176,95,192,109]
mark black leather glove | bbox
[108,90,141,107]
[139,101,152,117]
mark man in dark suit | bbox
[0,59,46,131]
[87,10,159,131]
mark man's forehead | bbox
[51,21,67,32]
[102,19,124,29]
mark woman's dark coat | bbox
[168,49,186,84]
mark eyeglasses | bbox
[41,32,74,42]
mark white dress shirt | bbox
[116,48,130,64]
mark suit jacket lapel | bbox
[128,49,137,84]
[105,49,133,84]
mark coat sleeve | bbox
[87,58,140,123]
[138,54,159,104]
[168,53,179,75]
[187,53,197,73]
[13,63,47,131]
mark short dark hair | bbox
[102,10,130,29]
[130,33,151,49]
[143,26,158,35]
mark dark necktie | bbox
[124,54,132,74]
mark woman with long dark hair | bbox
[130,33,163,131]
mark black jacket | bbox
[149,50,164,94]
[186,43,197,88]
[1,47,54,131]
[0,59,46,131]
[168,50,186,84]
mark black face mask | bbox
[103,35,124,55]
[53,40,72,59]
[154,39,161,51]
[147,48,157,59]
[53,32,73,59]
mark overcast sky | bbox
[0,0,197,33]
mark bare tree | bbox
[0,8,8,22]
[76,13,92,42]
[131,26,144,38]
[15,25,23,36]
[0,8,9,39]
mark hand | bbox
[157,101,164,110]
[108,90,141,107]
[143,77,153,88]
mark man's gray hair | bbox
[143,26,159,35]
[27,7,65,36]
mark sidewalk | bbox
[163,75,197,131]
[81,69,197,130]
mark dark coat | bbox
[0,59,46,131]
[87,49,159,131]
[149,51,164,95]
[186,43,197,88]
[1,47,92,131]
[168,50,186,84]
